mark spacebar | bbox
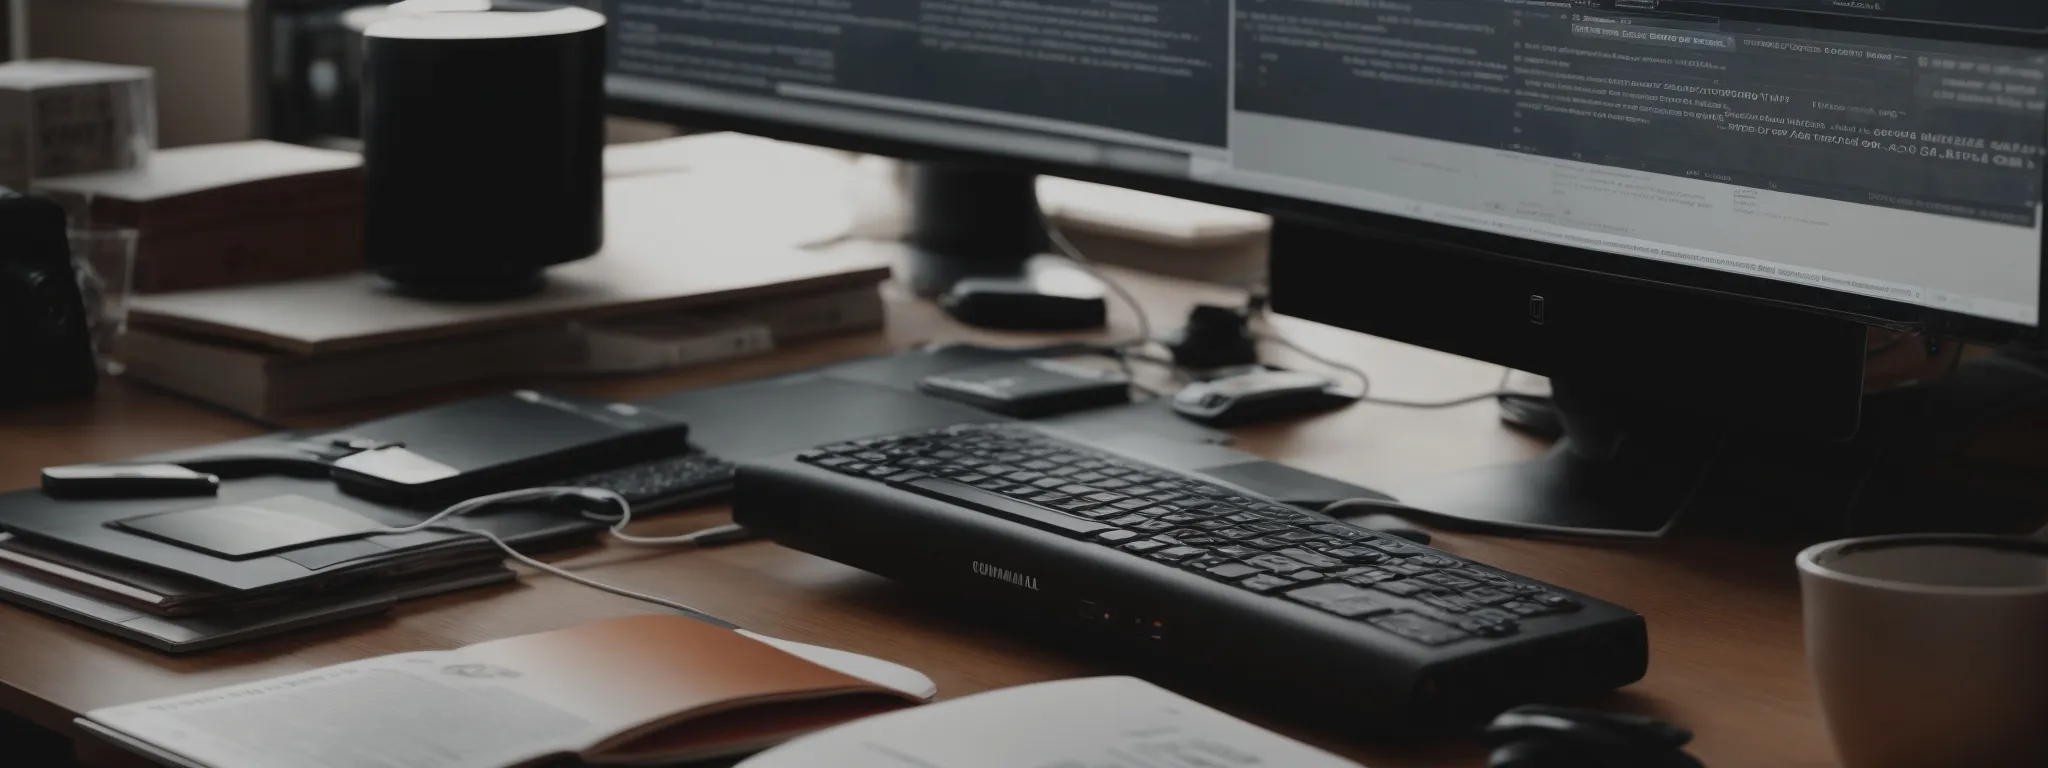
[905,479,1112,538]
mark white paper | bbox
[739,677,1365,768]
[85,652,601,768]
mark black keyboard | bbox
[734,424,1647,722]
[560,449,736,510]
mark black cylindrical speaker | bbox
[362,3,605,299]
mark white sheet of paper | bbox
[85,652,601,768]
[739,676,1365,768]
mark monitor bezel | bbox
[603,1,2048,347]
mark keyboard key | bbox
[1464,588,1513,605]
[1324,547,1388,564]
[1247,536,1297,550]
[1157,512,1206,524]
[1057,484,1096,496]
[1085,492,1125,504]
[1239,574,1295,593]
[1071,472,1108,484]
[1423,595,1480,614]
[1213,545,1261,559]
[1410,556,1459,569]
[1381,563,1432,577]
[1365,539,1426,557]
[1469,607,1519,625]
[1175,535,1226,547]
[1501,601,1546,617]
[1224,512,1264,525]
[1455,616,1519,638]
[1338,567,1399,584]
[1369,613,1469,646]
[1533,592,1582,612]
[1275,548,1343,569]
[813,456,854,469]
[1150,546,1207,563]
[904,478,1111,538]
[1288,583,1400,618]
[1031,477,1069,490]
[883,471,929,484]
[1243,522,1293,534]
[1371,579,1429,597]
[1052,499,1103,515]
[1095,529,1140,543]
[1122,540,1170,554]
[1131,520,1176,533]
[1274,530,1324,542]
[1216,528,1259,540]
[1288,571,1327,584]
[1181,556,1230,572]
[1096,479,1133,490]
[1113,498,1155,511]
[1417,573,1479,590]
[1205,562,1265,581]
[1190,519,1233,531]
[1107,514,1152,527]
[1244,554,1313,574]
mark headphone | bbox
[1486,705,1705,768]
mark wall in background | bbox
[27,0,252,147]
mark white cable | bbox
[1258,331,1514,409]
[1043,216,1154,350]
[375,487,735,616]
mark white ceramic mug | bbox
[1798,534,2048,768]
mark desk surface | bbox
[0,268,1834,768]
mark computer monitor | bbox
[599,1,2046,534]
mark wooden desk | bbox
[0,268,1835,768]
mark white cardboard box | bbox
[0,59,155,192]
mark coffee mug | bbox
[1798,535,2048,768]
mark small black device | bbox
[733,424,1648,723]
[322,391,691,505]
[1161,304,1260,371]
[361,3,605,299]
[556,449,737,512]
[1485,705,1705,768]
[0,191,98,405]
[1171,369,1355,427]
[919,358,1131,418]
[936,255,1110,332]
[41,465,223,500]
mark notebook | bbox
[80,615,935,768]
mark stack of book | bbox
[117,167,892,420]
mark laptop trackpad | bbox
[110,495,390,560]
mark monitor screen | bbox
[602,1,2048,329]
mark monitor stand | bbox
[903,164,1109,331]
[1393,380,1725,539]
